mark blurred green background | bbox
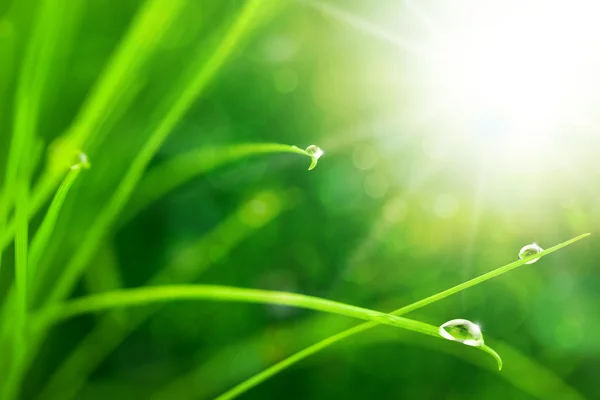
[0,0,599,399]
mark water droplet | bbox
[305,145,324,170]
[48,136,91,174]
[519,243,543,264]
[70,152,91,170]
[305,145,323,158]
[439,319,484,347]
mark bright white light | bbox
[415,0,600,142]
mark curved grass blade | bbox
[213,233,590,399]
[153,312,584,400]
[30,8,288,391]
[46,0,277,306]
[34,190,287,400]
[33,284,502,370]
[62,0,188,152]
[29,168,83,287]
[0,0,185,256]
[0,167,84,343]
[0,0,82,389]
[122,143,315,224]
[2,177,30,399]
[0,166,85,399]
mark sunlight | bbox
[418,0,600,145]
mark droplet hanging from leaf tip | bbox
[305,145,323,170]
[518,243,543,264]
[439,319,484,347]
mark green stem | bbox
[122,143,311,224]
[388,233,590,315]
[46,0,273,306]
[29,169,81,293]
[0,169,82,348]
[0,0,186,258]
[64,0,187,151]
[0,172,63,256]
[215,233,590,399]
[33,284,501,369]
[34,190,287,400]
[36,285,437,337]
[3,177,30,399]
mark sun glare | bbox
[416,0,600,142]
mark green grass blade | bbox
[35,285,429,335]
[154,310,585,400]
[123,143,314,223]
[0,0,185,257]
[0,0,65,392]
[0,0,77,390]
[0,0,56,275]
[0,0,81,258]
[29,168,82,289]
[46,0,277,305]
[0,172,63,256]
[0,168,83,347]
[213,233,590,399]
[388,232,591,315]
[34,284,502,370]
[61,0,187,152]
[2,177,30,399]
[34,190,287,400]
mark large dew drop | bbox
[518,243,543,264]
[439,319,484,347]
[305,145,324,170]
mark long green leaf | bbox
[34,189,287,400]
[30,169,82,289]
[61,0,187,153]
[0,0,185,257]
[34,284,502,370]
[46,0,276,305]
[215,233,590,399]
[122,143,315,224]
[2,175,30,399]
[0,168,83,344]
[153,312,584,400]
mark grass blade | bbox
[29,168,82,290]
[2,177,30,399]
[123,143,315,223]
[46,0,277,306]
[213,233,590,399]
[34,284,502,370]
[0,0,185,257]
[61,0,187,152]
[0,168,84,363]
[154,311,585,400]
[34,190,287,400]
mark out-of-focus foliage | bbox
[0,0,598,399]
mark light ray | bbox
[302,0,436,60]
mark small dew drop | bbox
[518,243,543,264]
[305,145,323,158]
[70,152,91,170]
[439,319,484,347]
[48,136,91,174]
[305,145,324,170]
